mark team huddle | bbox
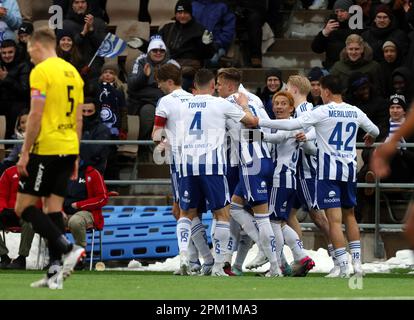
[152,65,379,278]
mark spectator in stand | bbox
[232,0,267,67]
[0,0,22,43]
[0,166,36,269]
[391,66,414,105]
[329,34,382,92]
[0,39,30,139]
[63,161,109,269]
[259,68,286,119]
[97,62,127,181]
[63,0,107,85]
[356,0,376,29]
[392,0,414,33]
[54,0,109,23]
[56,29,86,73]
[80,97,111,174]
[357,94,414,222]
[127,35,179,140]
[16,21,33,64]
[307,67,327,107]
[311,0,356,70]
[159,0,215,89]
[0,109,28,176]
[361,4,408,63]
[192,0,236,68]
[343,72,389,142]
[379,40,403,99]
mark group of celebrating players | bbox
[152,64,379,278]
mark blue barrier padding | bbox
[66,206,214,261]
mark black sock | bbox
[48,212,67,261]
[21,206,72,255]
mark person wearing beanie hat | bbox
[175,0,192,15]
[307,67,326,107]
[17,22,33,36]
[311,0,354,69]
[389,93,407,110]
[259,68,285,119]
[361,3,408,62]
[147,35,167,54]
[158,0,215,90]
[56,28,85,72]
[333,0,354,11]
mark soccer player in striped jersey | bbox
[217,68,282,277]
[264,91,315,276]
[175,69,257,276]
[286,75,337,276]
[152,64,214,275]
[259,75,379,277]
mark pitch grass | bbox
[0,270,413,300]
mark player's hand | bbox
[235,92,249,108]
[143,63,152,77]
[295,132,307,142]
[370,140,397,179]
[363,133,375,147]
[16,152,29,177]
[70,157,79,181]
[202,30,213,45]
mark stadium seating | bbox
[148,0,175,29]
[117,115,140,180]
[107,0,139,22]
[93,206,213,261]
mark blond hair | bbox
[345,34,364,47]
[287,75,312,96]
[217,67,242,85]
[28,27,56,47]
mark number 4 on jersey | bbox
[189,111,203,139]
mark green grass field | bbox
[0,270,413,300]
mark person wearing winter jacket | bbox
[127,35,179,140]
[192,0,236,67]
[0,166,37,270]
[63,163,109,269]
[0,39,31,138]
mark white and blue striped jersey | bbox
[295,101,317,180]
[259,102,380,183]
[226,93,271,165]
[155,88,193,173]
[296,102,379,182]
[179,94,246,177]
[265,128,300,189]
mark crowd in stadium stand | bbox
[0,0,414,271]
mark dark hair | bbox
[194,69,215,88]
[320,75,343,94]
[0,39,17,49]
[155,63,182,86]
[84,96,97,105]
[217,67,242,85]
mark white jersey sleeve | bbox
[358,110,380,138]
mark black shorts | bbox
[18,154,77,197]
